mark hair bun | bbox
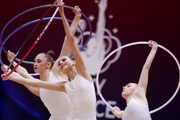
[46,50,55,59]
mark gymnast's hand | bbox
[1,64,12,80]
[148,40,158,50]
[56,0,64,7]
[111,106,123,118]
[56,0,64,14]
[98,0,108,12]
[1,64,8,73]
[73,6,81,18]
[7,50,15,62]
[1,70,22,81]
[1,65,21,81]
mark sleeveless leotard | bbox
[40,72,72,120]
[122,98,151,120]
[65,74,96,120]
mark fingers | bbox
[73,6,81,16]
[1,69,20,81]
[1,64,11,74]
[148,40,157,47]
[1,65,6,72]
[74,6,81,12]
[74,6,81,11]
[115,106,121,111]
[111,106,121,112]
[1,73,8,80]
[1,64,9,72]
[55,0,64,7]
[7,50,15,62]
[148,40,157,44]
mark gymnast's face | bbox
[122,83,137,98]
[58,56,75,74]
[33,53,50,73]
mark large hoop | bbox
[0,4,92,76]
[3,7,59,76]
[95,41,180,114]
[0,17,84,65]
[0,4,92,54]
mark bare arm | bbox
[136,40,158,95]
[7,50,31,78]
[52,3,81,73]
[58,5,81,58]
[57,1,92,82]
[1,71,66,92]
[4,51,40,96]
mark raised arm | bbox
[57,1,92,81]
[136,40,158,95]
[52,2,81,73]
[3,50,40,96]
[59,8,81,57]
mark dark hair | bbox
[47,50,55,58]
[44,50,55,69]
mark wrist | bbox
[76,14,81,18]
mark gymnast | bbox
[1,1,82,120]
[2,1,97,120]
[111,40,158,120]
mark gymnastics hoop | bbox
[0,35,6,53]
[95,41,180,114]
[0,4,92,66]
[0,4,92,54]
[4,7,60,77]
[2,5,92,77]
[3,2,57,73]
[0,17,84,65]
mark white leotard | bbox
[39,72,72,120]
[122,98,152,120]
[65,74,96,120]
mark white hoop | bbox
[95,41,180,114]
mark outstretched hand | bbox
[1,65,22,81]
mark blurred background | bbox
[0,0,180,120]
